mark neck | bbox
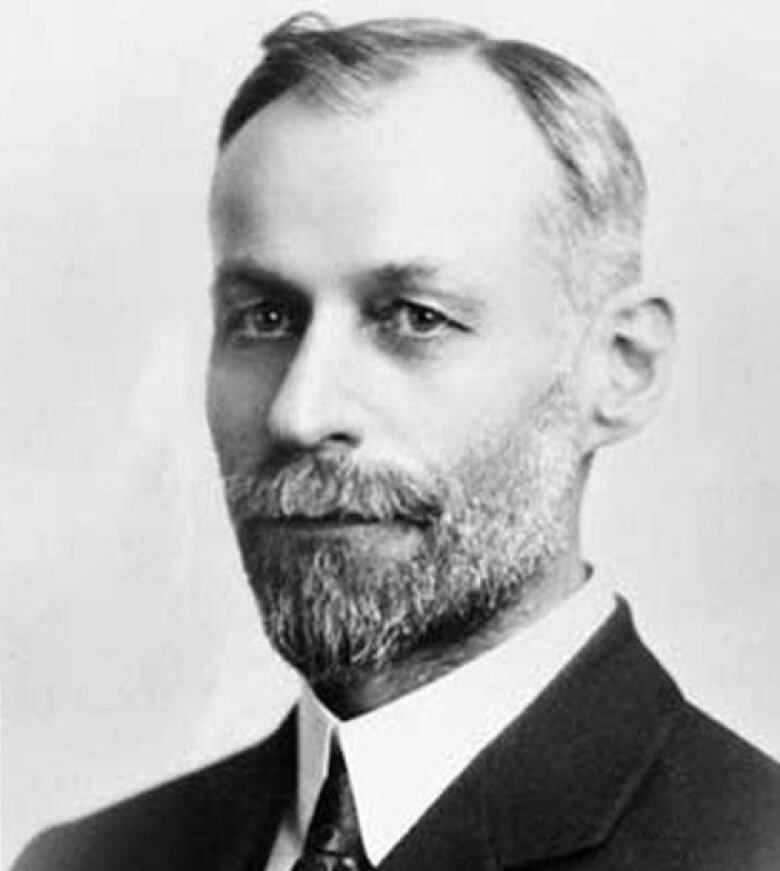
[311,546,588,720]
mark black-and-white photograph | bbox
[3,1,779,868]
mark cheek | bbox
[414,354,553,467]
[421,364,583,496]
[444,378,583,520]
[206,357,277,473]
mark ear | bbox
[579,287,676,451]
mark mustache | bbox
[223,451,445,526]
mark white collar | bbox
[295,573,615,866]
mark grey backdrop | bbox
[3,0,780,864]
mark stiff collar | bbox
[295,573,616,866]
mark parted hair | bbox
[218,13,647,309]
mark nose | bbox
[264,305,364,451]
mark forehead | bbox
[209,57,561,277]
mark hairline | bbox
[216,17,646,313]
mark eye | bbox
[224,298,303,344]
[376,300,452,339]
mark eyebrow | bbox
[211,256,487,321]
[211,258,303,305]
[365,261,487,322]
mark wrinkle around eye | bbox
[373,299,465,340]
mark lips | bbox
[245,513,429,544]
[253,513,421,528]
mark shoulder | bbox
[662,700,780,824]
[527,599,780,870]
[12,713,296,871]
[612,681,780,869]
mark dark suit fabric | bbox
[14,602,780,870]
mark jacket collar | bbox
[379,600,682,871]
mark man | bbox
[15,13,780,871]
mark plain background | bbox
[2,0,779,864]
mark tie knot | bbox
[293,739,373,871]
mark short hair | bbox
[218,14,647,311]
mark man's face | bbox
[207,59,587,685]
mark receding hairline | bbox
[217,50,566,173]
[212,55,569,253]
[216,14,647,310]
[218,14,486,146]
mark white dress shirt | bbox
[266,573,616,870]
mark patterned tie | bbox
[292,738,373,871]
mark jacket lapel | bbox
[379,601,682,871]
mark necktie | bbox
[292,738,373,871]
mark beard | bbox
[222,376,583,688]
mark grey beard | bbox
[223,380,581,687]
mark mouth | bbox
[248,514,426,540]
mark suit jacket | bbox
[14,601,780,870]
